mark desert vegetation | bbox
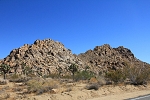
[0,64,10,79]
[0,62,150,100]
[0,39,150,99]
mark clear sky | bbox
[0,0,150,63]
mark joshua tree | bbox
[21,62,32,76]
[68,63,78,80]
[85,65,90,71]
[0,64,10,79]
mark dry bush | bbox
[13,87,23,92]
[9,74,30,83]
[0,78,7,85]
[96,76,106,85]
[124,64,150,85]
[86,83,99,90]
[26,78,59,95]
[104,62,150,85]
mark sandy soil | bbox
[24,84,150,100]
[1,78,150,100]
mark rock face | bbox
[2,39,83,76]
[1,39,150,76]
[78,44,150,74]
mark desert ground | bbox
[0,76,150,100]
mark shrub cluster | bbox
[105,62,150,85]
[26,78,58,95]
[105,69,126,84]
[9,74,30,83]
[124,65,150,85]
[74,70,94,81]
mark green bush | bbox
[68,63,78,80]
[74,70,94,81]
[0,64,10,79]
[105,69,126,84]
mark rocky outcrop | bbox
[78,44,150,74]
[2,39,84,76]
[1,39,149,76]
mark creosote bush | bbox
[105,69,126,84]
[74,70,94,81]
[124,63,150,85]
[104,62,150,85]
[26,78,58,95]
[9,74,30,83]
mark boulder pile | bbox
[2,39,83,76]
[1,39,149,76]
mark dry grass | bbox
[26,77,59,95]
[9,74,30,83]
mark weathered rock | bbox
[1,40,149,77]
[78,44,150,74]
[2,39,84,76]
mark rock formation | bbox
[78,44,150,74]
[1,39,149,76]
[1,39,84,76]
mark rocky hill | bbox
[0,39,149,76]
[1,39,84,76]
[78,44,150,74]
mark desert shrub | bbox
[74,70,94,81]
[0,79,7,85]
[105,69,126,84]
[26,78,58,95]
[68,63,78,80]
[9,74,30,83]
[61,75,72,79]
[56,66,63,77]
[96,76,106,85]
[12,87,23,92]
[86,83,99,90]
[0,64,10,79]
[43,73,60,79]
[21,63,31,75]
[26,73,37,78]
[105,62,150,85]
[11,74,20,79]
[124,65,150,85]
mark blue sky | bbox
[0,0,150,63]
